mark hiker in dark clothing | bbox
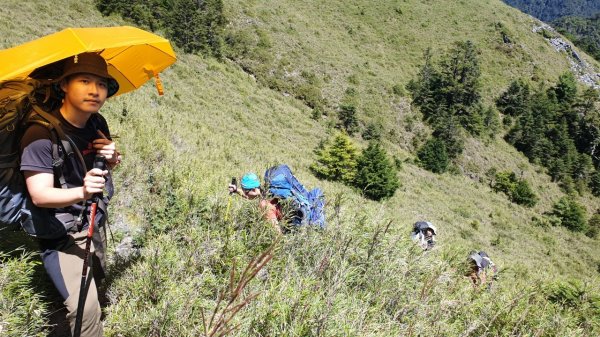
[467,251,498,289]
[411,221,437,250]
[20,53,121,337]
[229,172,282,233]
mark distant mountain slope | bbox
[503,0,600,64]
[224,0,600,151]
[553,14,600,61]
[503,0,600,21]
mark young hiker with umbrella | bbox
[0,26,176,337]
[20,52,119,337]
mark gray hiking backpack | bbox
[469,251,498,276]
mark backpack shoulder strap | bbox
[29,105,86,187]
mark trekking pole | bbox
[73,155,106,337]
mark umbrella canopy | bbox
[0,26,176,96]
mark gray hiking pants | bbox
[40,223,107,337]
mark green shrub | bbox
[491,171,537,207]
[547,279,586,307]
[297,82,326,112]
[361,122,383,141]
[417,137,449,173]
[540,29,554,39]
[546,279,600,328]
[392,84,405,96]
[511,179,538,207]
[550,196,588,232]
[491,171,515,194]
[354,141,400,201]
[311,106,324,120]
[495,79,530,116]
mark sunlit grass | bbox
[0,0,599,335]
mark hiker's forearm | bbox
[28,186,86,208]
[25,171,104,207]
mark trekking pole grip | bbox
[92,155,106,201]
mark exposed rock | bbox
[533,23,600,91]
[114,236,140,260]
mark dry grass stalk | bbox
[366,220,393,262]
[202,235,281,337]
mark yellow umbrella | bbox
[0,26,177,96]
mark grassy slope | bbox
[226,0,573,105]
[223,0,600,273]
[0,0,599,335]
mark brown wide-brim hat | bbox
[56,52,119,97]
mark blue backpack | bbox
[264,165,326,229]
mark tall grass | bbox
[0,250,47,337]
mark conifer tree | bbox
[496,79,531,116]
[354,141,400,200]
[573,153,594,192]
[483,106,501,138]
[552,72,578,105]
[95,0,226,57]
[431,114,465,159]
[575,88,600,164]
[590,171,600,197]
[439,40,482,134]
[338,104,359,136]
[164,0,204,53]
[200,0,226,58]
[417,137,449,173]
[407,48,441,123]
[310,133,359,184]
[409,41,483,136]
[362,122,383,141]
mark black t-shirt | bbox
[20,109,112,215]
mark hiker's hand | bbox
[93,137,118,161]
[83,168,108,200]
[94,130,121,165]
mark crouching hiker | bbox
[228,165,326,233]
[228,172,283,233]
[410,221,437,250]
[467,250,498,289]
[20,53,122,336]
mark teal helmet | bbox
[241,173,260,189]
